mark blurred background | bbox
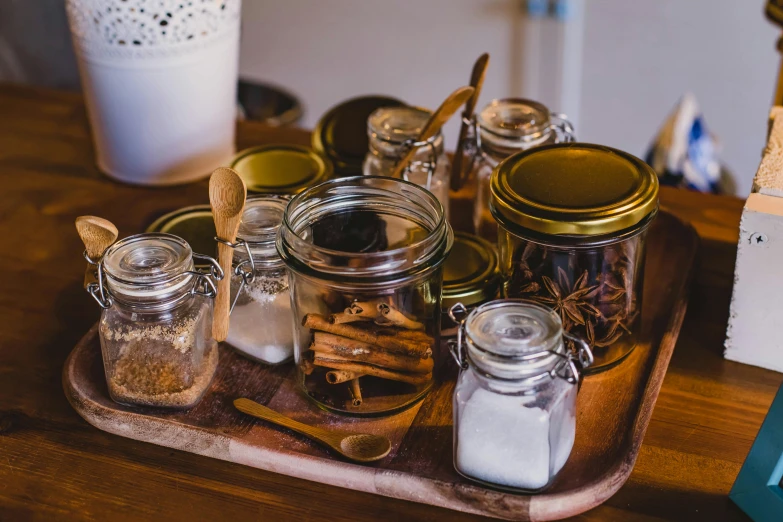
[0,0,777,195]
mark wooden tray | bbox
[63,210,698,521]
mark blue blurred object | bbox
[645,93,725,193]
[525,0,549,18]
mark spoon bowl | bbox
[234,398,392,463]
[340,434,392,462]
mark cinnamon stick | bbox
[313,354,432,385]
[301,358,315,375]
[349,378,362,407]
[312,334,434,374]
[349,301,383,319]
[330,311,371,325]
[377,303,425,331]
[303,314,432,359]
[325,369,364,384]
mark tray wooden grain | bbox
[63,210,698,521]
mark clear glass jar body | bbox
[363,106,451,218]
[451,300,584,492]
[470,99,573,240]
[278,176,453,416]
[498,222,652,371]
[226,196,295,365]
[96,234,220,408]
[453,366,576,491]
[99,296,217,408]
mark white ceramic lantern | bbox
[65,0,241,185]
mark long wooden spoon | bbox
[390,85,475,180]
[234,398,392,463]
[451,53,490,191]
[75,215,118,286]
[209,167,247,341]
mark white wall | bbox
[238,0,780,194]
[579,0,778,194]
[239,0,524,146]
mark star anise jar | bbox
[491,143,659,371]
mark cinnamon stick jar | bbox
[491,144,659,372]
[277,176,453,416]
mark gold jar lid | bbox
[146,205,216,261]
[442,232,499,309]
[230,144,333,194]
[490,143,659,236]
[312,95,405,177]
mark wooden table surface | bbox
[0,84,780,522]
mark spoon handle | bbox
[213,241,234,341]
[390,86,475,180]
[234,398,336,445]
[451,53,490,191]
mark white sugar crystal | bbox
[456,387,574,490]
[227,288,294,365]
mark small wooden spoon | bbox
[75,216,118,286]
[390,85,475,180]
[451,53,490,191]
[209,167,247,342]
[234,398,392,463]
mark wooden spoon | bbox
[209,167,247,342]
[75,216,118,286]
[451,53,490,191]
[234,398,392,463]
[390,85,475,180]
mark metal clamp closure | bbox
[447,302,470,370]
[214,236,256,314]
[446,302,593,383]
[550,112,575,143]
[399,138,438,190]
[83,250,112,309]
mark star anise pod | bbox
[529,269,601,328]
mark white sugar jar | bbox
[449,299,593,492]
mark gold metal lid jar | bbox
[490,143,659,238]
[312,95,405,177]
[230,144,333,194]
[442,232,499,310]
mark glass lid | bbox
[478,98,551,140]
[368,106,434,144]
[103,233,193,285]
[464,300,564,380]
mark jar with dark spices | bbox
[277,176,453,416]
[465,98,574,239]
[491,144,658,371]
[86,233,224,408]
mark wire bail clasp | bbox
[550,112,576,143]
[83,250,113,309]
[189,252,224,298]
[214,236,256,313]
[558,330,594,383]
[447,302,470,370]
[400,137,438,190]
